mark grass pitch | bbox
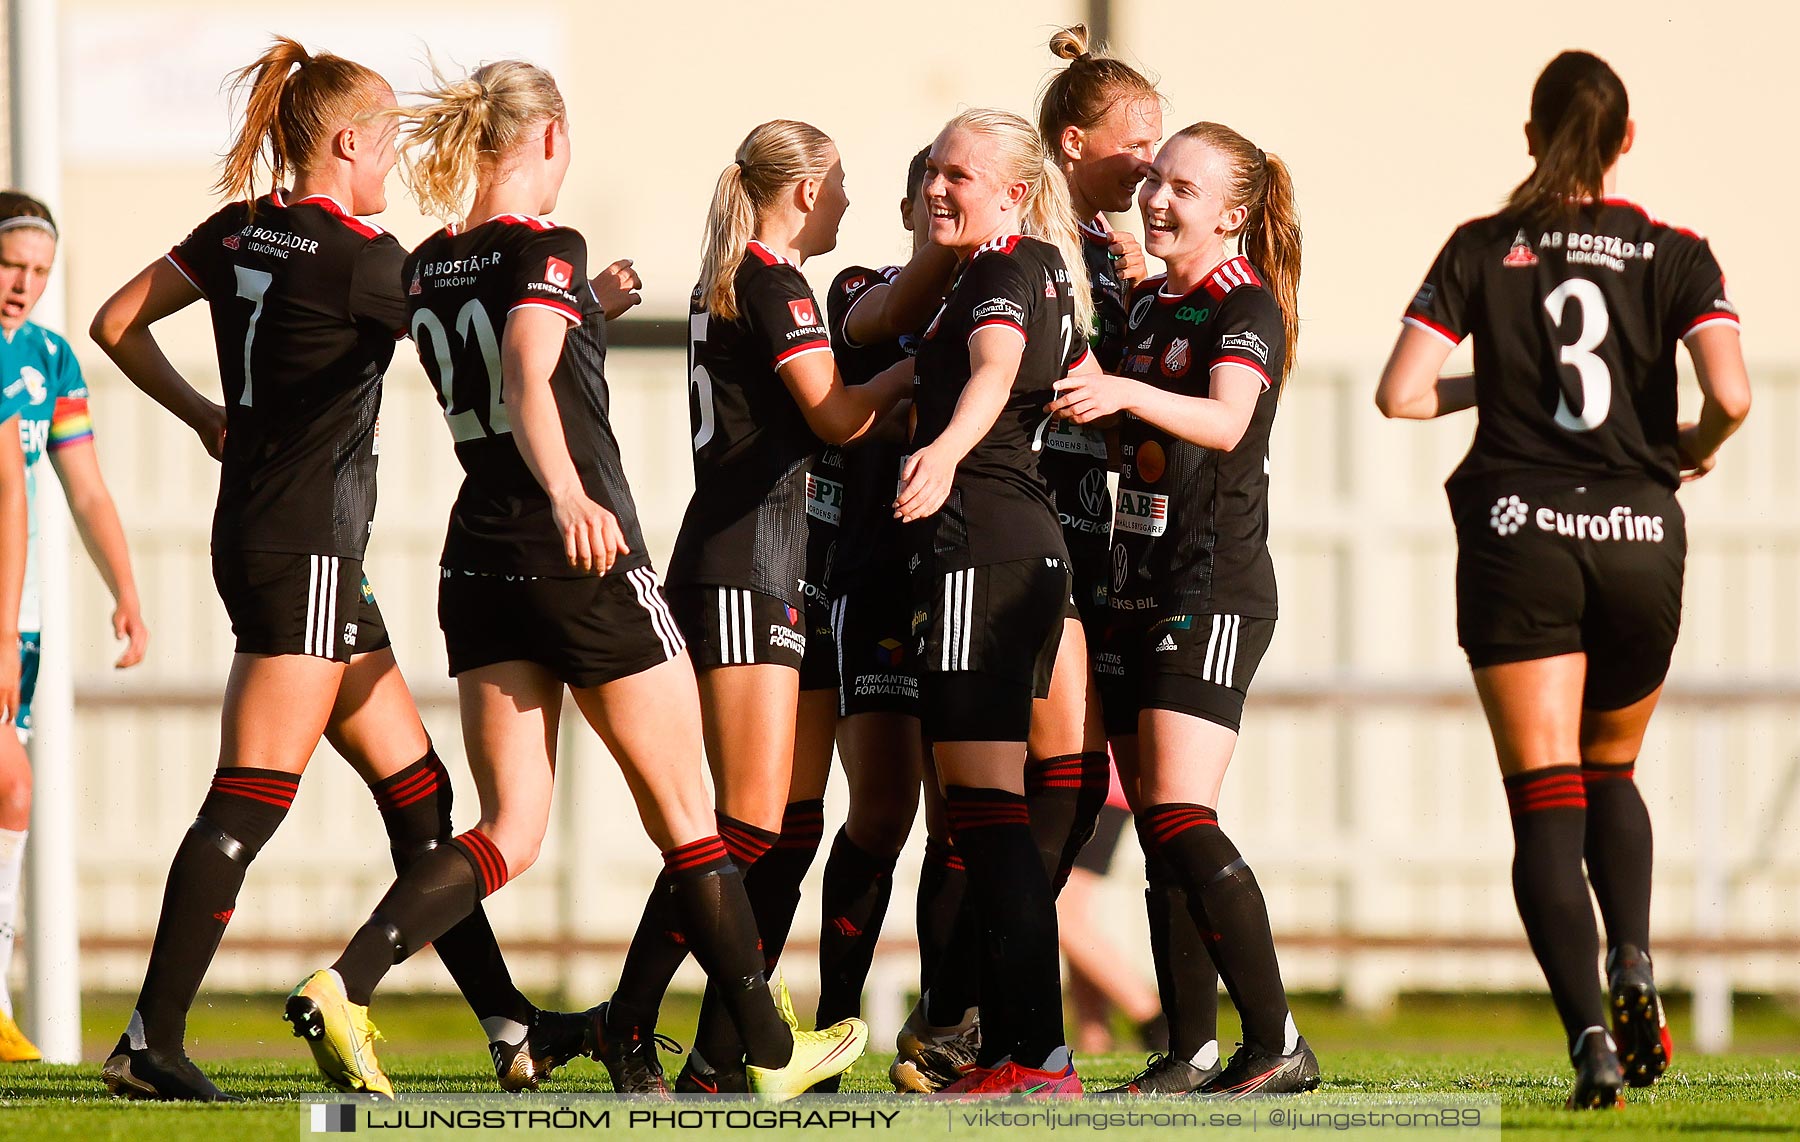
[0,991,1794,1140]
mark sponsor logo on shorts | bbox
[854,672,918,701]
[1535,504,1666,542]
[1489,495,1529,536]
[1155,634,1177,652]
[1092,649,1125,677]
[876,638,906,667]
[770,624,807,656]
[1111,544,1129,594]
[342,622,357,648]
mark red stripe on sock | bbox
[454,829,508,896]
[1581,765,1636,784]
[665,835,730,873]
[211,774,299,808]
[373,767,440,811]
[1505,770,1589,815]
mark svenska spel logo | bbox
[544,256,573,289]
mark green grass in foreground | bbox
[0,991,1793,1140]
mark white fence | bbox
[27,354,1800,1050]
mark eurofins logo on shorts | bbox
[1488,495,1528,536]
[1537,503,1665,542]
[1489,495,1667,542]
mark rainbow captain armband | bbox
[47,396,93,450]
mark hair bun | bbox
[1049,23,1091,62]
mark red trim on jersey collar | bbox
[269,188,386,239]
[1199,255,1262,300]
[445,213,556,237]
[973,234,1024,258]
[746,240,795,266]
[1599,197,1706,241]
[1078,216,1111,245]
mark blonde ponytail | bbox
[697,120,835,322]
[400,60,566,221]
[942,108,1093,335]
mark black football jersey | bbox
[1405,199,1737,495]
[1110,256,1286,618]
[1079,217,1130,372]
[403,214,648,578]
[826,264,912,594]
[1036,218,1128,589]
[911,235,1090,572]
[168,190,405,558]
[667,242,832,609]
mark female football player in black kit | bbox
[812,148,970,1091]
[282,62,869,1102]
[1033,30,1161,870]
[638,120,914,1093]
[1376,51,1749,1110]
[893,107,1095,1097]
[89,40,585,1101]
[1053,121,1318,1098]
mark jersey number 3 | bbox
[1544,278,1611,433]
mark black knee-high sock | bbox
[1581,760,1653,954]
[608,813,778,1038]
[816,828,898,1025]
[689,815,780,1070]
[1504,767,1606,1049]
[1025,752,1111,894]
[371,751,533,1035]
[916,835,968,1013]
[1141,843,1219,1064]
[661,836,792,1070]
[332,829,506,1006]
[946,785,1065,1069]
[1140,803,1291,1053]
[134,768,301,1052]
[748,799,826,970]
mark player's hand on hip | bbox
[593,259,644,320]
[193,401,227,461]
[895,444,955,523]
[114,603,150,669]
[1676,421,1717,482]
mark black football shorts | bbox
[213,549,391,663]
[1096,611,1276,736]
[1453,479,1685,710]
[439,564,685,687]
[830,569,920,719]
[914,555,1070,743]
[799,595,839,692]
[667,585,807,672]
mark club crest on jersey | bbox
[788,298,819,327]
[544,255,574,289]
[408,267,423,296]
[221,233,241,250]
[1503,230,1539,268]
[1161,338,1192,378]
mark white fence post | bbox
[1691,715,1731,1053]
